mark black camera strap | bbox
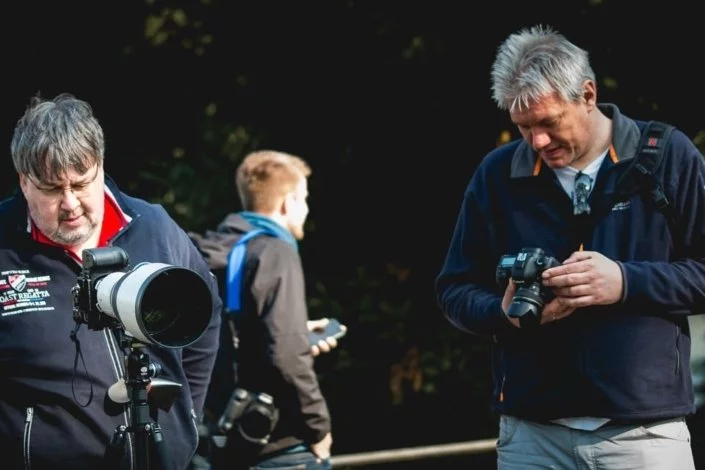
[613,120,675,225]
[571,120,675,250]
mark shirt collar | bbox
[509,103,641,179]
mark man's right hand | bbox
[307,318,346,357]
[540,297,576,324]
[310,432,332,460]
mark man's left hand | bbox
[541,250,623,307]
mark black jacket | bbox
[0,177,222,470]
[436,104,705,422]
[189,213,331,459]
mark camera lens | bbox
[239,410,272,441]
[507,284,544,328]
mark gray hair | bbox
[490,25,596,113]
[10,93,105,182]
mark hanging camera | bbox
[218,388,279,446]
[72,246,212,348]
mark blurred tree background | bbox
[3,1,704,468]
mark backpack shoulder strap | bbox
[600,120,674,216]
[225,228,270,313]
[572,120,676,250]
[633,120,674,171]
[627,120,675,214]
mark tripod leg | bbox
[104,425,128,470]
[149,422,169,470]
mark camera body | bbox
[218,388,279,445]
[72,246,130,331]
[496,247,560,328]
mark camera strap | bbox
[612,120,675,225]
[572,120,675,248]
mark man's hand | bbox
[307,318,347,357]
[310,432,332,460]
[542,250,623,307]
[540,297,576,324]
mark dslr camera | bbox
[72,247,212,348]
[496,247,560,328]
[218,388,279,446]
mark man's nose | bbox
[531,130,551,150]
[59,189,81,211]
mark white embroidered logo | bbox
[612,201,632,212]
[0,270,54,317]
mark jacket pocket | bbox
[23,407,34,470]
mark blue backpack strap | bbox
[225,228,271,314]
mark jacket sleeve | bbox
[250,242,331,443]
[179,230,223,421]
[435,176,517,337]
[620,132,705,312]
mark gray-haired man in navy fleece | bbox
[436,25,705,469]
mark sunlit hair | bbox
[490,25,596,113]
[10,92,105,183]
[236,150,311,213]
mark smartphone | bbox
[307,318,346,346]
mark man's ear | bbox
[278,193,291,216]
[18,174,30,197]
[582,80,597,107]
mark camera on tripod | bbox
[71,247,216,470]
[218,388,279,446]
[72,246,212,348]
[496,247,560,328]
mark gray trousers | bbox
[497,415,695,470]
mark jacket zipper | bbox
[499,376,506,403]
[23,407,34,470]
[675,325,681,375]
[492,335,506,404]
[190,408,200,447]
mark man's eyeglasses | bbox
[28,165,100,200]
